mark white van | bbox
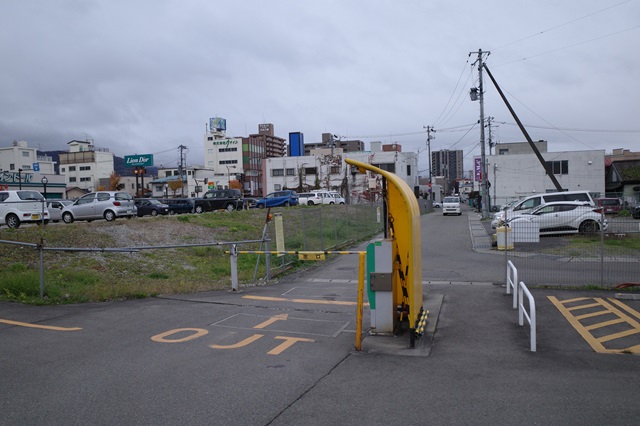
[494,190,595,226]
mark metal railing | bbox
[518,281,537,352]
[506,260,518,309]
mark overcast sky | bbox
[1,0,638,175]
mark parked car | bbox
[0,190,49,228]
[61,191,135,223]
[508,202,607,235]
[193,189,244,213]
[161,198,194,215]
[596,197,623,214]
[47,200,73,222]
[633,206,640,220]
[135,199,170,217]
[327,191,346,204]
[442,196,461,216]
[297,191,337,205]
[493,190,595,225]
[255,190,299,208]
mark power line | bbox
[491,0,633,52]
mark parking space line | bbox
[548,296,640,354]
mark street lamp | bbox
[41,176,48,199]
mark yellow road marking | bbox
[253,313,288,329]
[548,296,640,354]
[151,328,208,343]
[242,295,369,306]
[267,336,315,355]
[0,318,81,331]
[210,334,264,349]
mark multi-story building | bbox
[59,140,114,192]
[262,147,419,203]
[431,149,464,195]
[0,140,64,198]
[303,133,365,155]
[203,122,287,196]
[486,143,605,207]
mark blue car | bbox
[256,190,299,208]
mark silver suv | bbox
[61,191,135,223]
[0,190,50,228]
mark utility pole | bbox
[423,126,436,184]
[486,116,494,155]
[470,48,490,219]
[178,144,188,197]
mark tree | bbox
[168,180,183,197]
[109,172,121,191]
[229,179,242,190]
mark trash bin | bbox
[496,225,513,251]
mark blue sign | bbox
[32,162,40,172]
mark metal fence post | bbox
[230,244,239,291]
[265,239,271,282]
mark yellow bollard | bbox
[355,252,365,351]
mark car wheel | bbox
[340,202,345,205]
[62,212,74,224]
[329,201,334,205]
[169,209,175,215]
[579,220,599,234]
[307,201,314,206]
[151,210,158,216]
[226,203,235,212]
[104,210,116,222]
[6,214,20,229]
[195,205,204,214]
[257,204,265,209]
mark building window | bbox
[69,166,76,171]
[545,160,569,175]
[80,177,92,182]
[372,163,395,173]
[286,168,295,176]
[274,184,282,191]
[330,166,341,175]
[304,167,317,175]
[219,160,238,165]
[22,151,29,157]
[272,169,284,177]
[165,171,172,177]
[406,165,412,176]
[498,149,509,155]
[61,167,65,173]
[219,147,238,153]
[69,177,76,182]
[80,166,91,171]
[9,164,15,170]
[207,136,213,141]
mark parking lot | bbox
[1,204,638,425]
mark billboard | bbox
[289,132,304,156]
[474,157,482,181]
[209,117,227,132]
[124,154,154,168]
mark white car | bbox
[47,200,73,222]
[327,192,346,204]
[0,190,50,228]
[508,202,607,235]
[442,196,461,216]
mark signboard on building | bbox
[124,154,154,168]
[210,117,227,132]
[211,138,239,148]
[474,157,482,182]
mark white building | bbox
[486,146,605,207]
[0,140,65,198]
[263,149,419,203]
[203,135,244,185]
[59,140,114,192]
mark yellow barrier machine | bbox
[346,159,427,348]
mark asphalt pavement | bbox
[1,203,639,425]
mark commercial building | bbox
[0,140,65,198]
[59,140,114,192]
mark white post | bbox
[230,244,238,291]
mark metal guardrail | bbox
[518,281,537,352]
[506,260,518,309]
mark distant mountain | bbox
[40,151,158,177]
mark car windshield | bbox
[444,197,459,203]
[18,191,44,201]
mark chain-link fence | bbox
[496,209,640,287]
